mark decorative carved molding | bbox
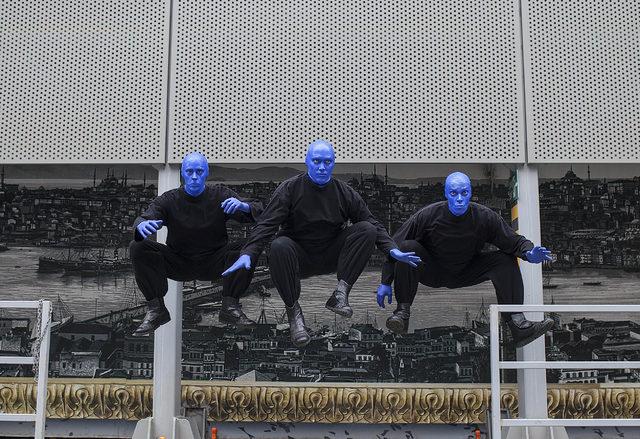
[1,379,639,424]
[0,379,151,421]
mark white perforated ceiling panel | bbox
[0,0,169,164]
[523,1,640,162]
[169,0,525,163]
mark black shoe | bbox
[286,302,310,347]
[325,289,353,318]
[218,297,256,327]
[386,303,411,334]
[507,313,555,348]
[132,297,170,337]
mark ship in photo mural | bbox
[0,164,639,383]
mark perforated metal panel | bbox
[169,0,525,163]
[0,0,170,163]
[523,1,640,162]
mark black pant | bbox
[394,240,523,317]
[129,240,254,301]
[268,221,377,307]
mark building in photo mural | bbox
[0,165,639,383]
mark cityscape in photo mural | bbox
[0,164,639,384]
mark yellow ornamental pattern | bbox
[1,379,640,423]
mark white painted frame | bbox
[490,304,640,439]
[0,301,51,439]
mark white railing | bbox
[490,304,640,438]
[0,300,51,439]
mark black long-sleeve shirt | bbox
[133,185,262,258]
[381,201,534,284]
[241,173,397,263]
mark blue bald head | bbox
[444,172,472,216]
[181,152,209,196]
[305,140,335,186]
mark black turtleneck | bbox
[133,185,262,258]
[241,173,396,262]
[381,201,534,284]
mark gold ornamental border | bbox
[1,379,639,424]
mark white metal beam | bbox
[504,419,640,427]
[0,414,37,422]
[34,300,51,439]
[153,164,183,437]
[496,304,640,313]
[0,302,40,309]
[0,357,34,365]
[501,361,640,369]
[0,300,51,439]
[513,164,552,439]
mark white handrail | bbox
[0,300,51,439]
[490,304,640,439]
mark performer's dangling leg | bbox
[325,221,377,317]
[386,240,437,334]
[269,236,313,347]
[216,242,256,327]
[452,251,554,348]
[129,239,192,337]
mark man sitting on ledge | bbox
[129,151,263,336]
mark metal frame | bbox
[131,165,198,439]
[490,304,640,438]
[0,300,51,439]
[513,164,553,439]
[520,0,640,164]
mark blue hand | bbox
[136,219,163,239]
[525,246,552,264]
[221,197,249,214]
[389,248,422,268]
[376,284,393,308]
[222,254,252,276]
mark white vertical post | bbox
[512,164,549,439]
[132,166,198,439]
[153,164,182,438]
[34,300,51,439]
[490,305,502,439]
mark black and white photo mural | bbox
[0,163,639,384]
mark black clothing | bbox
[241,174,396,263]
[268,221,377,307]
[381,201,533,285]
[393,240,524,316]
[131,185,262,301]
[133,185,262,258]
[130,239,253,300]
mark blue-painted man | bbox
[129,152,263,336]
[376,171,554,348]
[223,140,421,347]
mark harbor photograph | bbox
[0,163,639,384]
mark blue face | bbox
[181,153,209,197]
[305,141,335,186]
[444,172,472,216]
